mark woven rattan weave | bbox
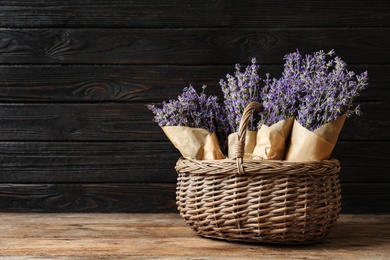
[175,102,342,243]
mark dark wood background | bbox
[0,0,389,213]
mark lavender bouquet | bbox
[252,54,301,159]
[148,85,225,160]
[284,49,368,161]
[219,58,263,158]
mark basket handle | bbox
[235,101,263,174]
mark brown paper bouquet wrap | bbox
[252,117,294,160]
[285,114,347,162]
[162,126,225,160]
[227,130,257,159]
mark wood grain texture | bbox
[0,64,385,102]
[0,183,388,214]
[0,141,388,184]
[0,28,388,64]
[333,142,390,183]
[0,214,388,259]
[0,142,179,183]
[0,0,389,28]
[0,0,388,214]
[0,102,388,141]
[0,65,236,102]
[0,183,176,213]
[340,184,390,214]
[0,214,389,259]
[0,103,162,141]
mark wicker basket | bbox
[175,102,342,244]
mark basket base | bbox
[179,211,340,244]
[176,157,342,244]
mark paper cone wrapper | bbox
[253,117,294,160]
[285,114,347,162]
[228,130,257,159]
[162,126,225,160]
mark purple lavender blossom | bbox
[286,49,369,131]
[148,85,217,131]
[219,57,263,132]
[260,72,300,126]
[148,85,229,154]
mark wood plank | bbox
[0,28,388,64]
[0,64,384,102]
[0,102,388,141]
[0,103,163,141]
[340,183,390,214]
[0,183,176,213]
[333,141,390,183]
[0,0,388,28]
[0,142,179,183]
[0,141,388,184]
[0,214,389,259]
[0,183,388,213]
[1,214,390,259]
[0,65,235,102]
[338,101,390,141]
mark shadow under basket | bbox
[174,102,342,244]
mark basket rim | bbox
[175,157,341,176]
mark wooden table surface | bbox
[0,213,389,259]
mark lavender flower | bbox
[148,85,219,131]
[287,49,369,131]
[260,72,300,126]
[148,85,229,154]
[219,57,263,132]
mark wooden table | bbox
[0,213,389,259]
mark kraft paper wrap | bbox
[228,130,257,159]
[162,126,225,160]
[253,117,294,160]
[284,114,347,162]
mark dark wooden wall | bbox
[0,1,389,213]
